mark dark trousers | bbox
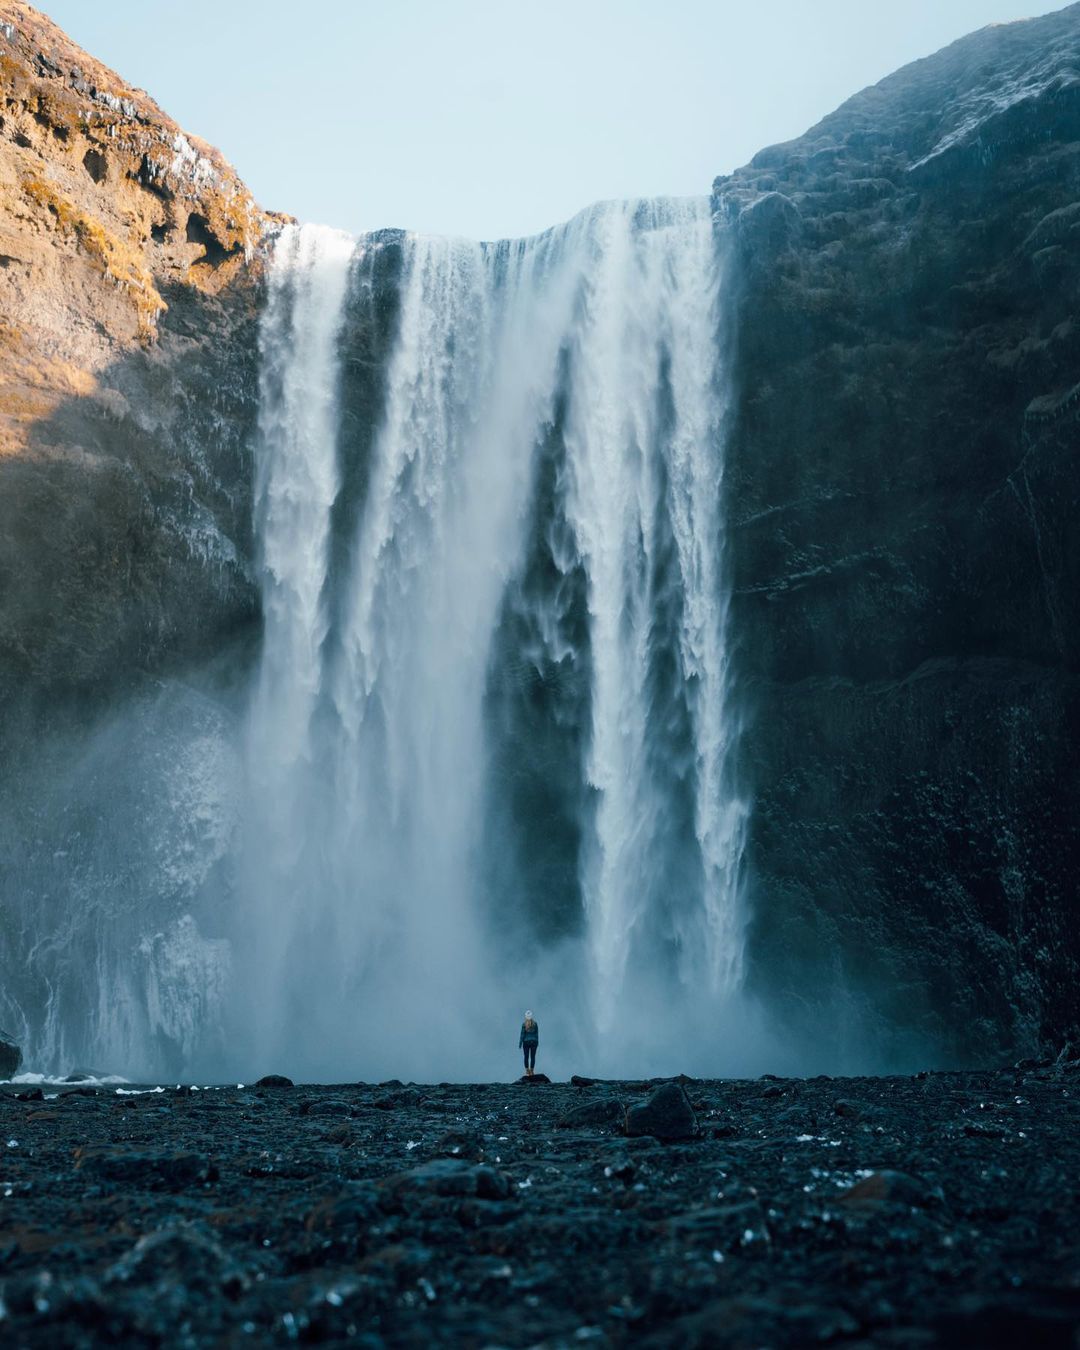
[523,1042,537,1070]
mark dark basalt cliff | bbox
[715,4,1080,1065]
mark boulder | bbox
[301,1098,353,1118]
[839,1169,943,1210]
[434,1129,485,1159]
[106,1224,247,1296]
[373,1087,424,1110]
[625,1083,699,1140]
[304,1184,381,1259]
[255,1074,294,1088]
[669,1200,769,1252]
[602,1153,636,1183]
[557,1098,625,1130]
[382,1158,510,1203]
[75,1149,216,1189]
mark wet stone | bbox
[0,1036,22,1078]
[384,1158,511,1202]
[74,1148,216,1189]
[301,1097,354,1118]
[106,1224,248,1296]
[0,1070,1077,1345]
[305,1185,381,1259]
[625,1083,700,1140]
[434,1128,485,1159]
[668,1200,770,1252]
[838,1169,943,1210]
[557,1097,625,1130]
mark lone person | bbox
[519,1010,539,1077]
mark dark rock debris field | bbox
[1,1065,1079,1347]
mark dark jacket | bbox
[519,1020,539,1048]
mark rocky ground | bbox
[0,1066,1078,1347]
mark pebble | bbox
[0,1070,1076,1345]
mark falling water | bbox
[238,200,749,1080]
[240,222,356,1067]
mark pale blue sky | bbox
[43,0,1070,240]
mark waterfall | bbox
[239,200,749,1080]
[240,222,356,1067]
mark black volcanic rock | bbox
[0,1072,1075,1347]
[75,1148,215,1189]
[0,1035,21,1078]
[625,1082,699,1139]
[557,1096,625,1130]
[839,1168,943,1210]
[383,1157,511,1201]
[714,2,1080,1066]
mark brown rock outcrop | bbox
[0,2,270,448]
[0,3,279,699]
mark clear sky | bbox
[41,0,1071,241]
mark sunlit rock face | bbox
[0,1,272,707]
[715,4,1080,1067]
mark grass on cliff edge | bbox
[21,175,167,338]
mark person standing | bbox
[519,1010,539,1076]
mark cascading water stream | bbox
[241,222,356,1065]
[239,199,750,1080]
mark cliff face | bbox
[715,5,1080,1064]
[0,2,271,707]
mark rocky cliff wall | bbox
[0,4,276,1073]
[0,2,272,713]
[715,4,1080,1065]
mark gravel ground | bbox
[1,1063,1078,1347]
